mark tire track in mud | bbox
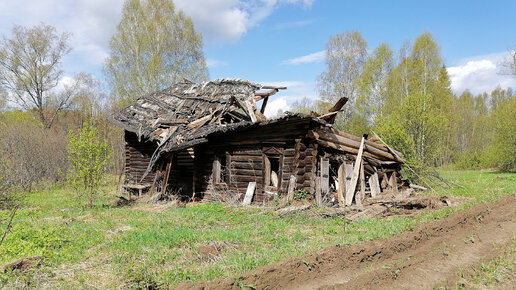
[181,195,516,290]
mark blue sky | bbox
[1,0,515,116]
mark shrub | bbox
[67,121,111,207]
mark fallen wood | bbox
[242,182,256,205]
[370,172,381,198]
[287,175,297,202]
[409,184,428,191]
[345,135,367,206]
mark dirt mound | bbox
[180,194,516,290]
[2,256,41,272]
[197,242,228,257]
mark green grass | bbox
[0,170,514,288]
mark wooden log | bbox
[231,162,262,170]
[230,169,261,176]
[345,136,366,206]
[409,184,427,191]
[316,130,402,162]
[369,172,381,198]
[314,138,394,162]
[337,163,345,206]
[242,182,256,205]
[287,175,297,202]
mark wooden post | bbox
[264,155,271,187]
[287,175,297,202]
[320,158,329,197]
[213,157,221,184]
[242,182,256,205]
[344,163,353,190]
[369,171,381,198]
[161,153,173,196]
[391,171,398,193]
[345,136,367,206]
[357,162,365,206]
[260,96,269,114]
[337,163,345,206]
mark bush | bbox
[67,121,111,207]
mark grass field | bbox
[0,170,515,288]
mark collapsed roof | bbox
[109,78,287,150]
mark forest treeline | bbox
[0,0,515,208]
[293,31,515,174]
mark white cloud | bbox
[282,50,325,65]
[0,0,315,77]
[263,97,289,118]
[175,0,314,44]
[259,80,318,118]
[447,52,516,95]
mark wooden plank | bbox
[344,163,353,190]
[320,158,329,197]
[345,136,366,206]
[161,154,173,195]
[264,155,271,187]
[357,162,365,206]
[337,163,345,206]
[369,172,381,198]
[287,175,296,202]
[242,182,256,205]
[213,158,221,184]
[391,171,398,193]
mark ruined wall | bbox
[124,131,158,184]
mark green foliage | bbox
[67,122,111,207]
[294,189,308,201]
[105,0,209,106]
[485,97,516,172]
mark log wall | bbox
[124,132,158,184]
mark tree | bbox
[318,31,367,129]
[351,43,394,134]
[67,121,112,208]
[486,97,516,172]
[375,33,453,167]
[0,23,73,129]
[105,0,209,105]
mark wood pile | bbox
[308,127,408,206]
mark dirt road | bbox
[183,195,516,289]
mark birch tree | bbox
[318,31,367,129]
[105,0,209,105]
[0,23,73,129]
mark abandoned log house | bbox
[109,78,407,205]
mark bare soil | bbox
[181,194,516,290]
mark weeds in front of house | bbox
[0,170,514,288]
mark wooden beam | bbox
[260,96,269,114]
[320,158,329,199]
[369,171,381,198]
[287,175,297,202]
[316,130,402,162]
[337,163,345,206]
[242,182,256,205]
[345,136,366,206]
[161,154,173,195]
[357,162,365,206]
